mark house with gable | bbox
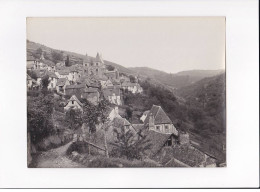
[103,87,122,105]
[64,95,83,112]
[102,79,113,88]
[144,105,178,136]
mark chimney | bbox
[149,113,154,129]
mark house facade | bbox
[103,87,122,105]
[64,95,83,112]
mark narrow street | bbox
[34,142,83,168]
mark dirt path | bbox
[35,142,82,168]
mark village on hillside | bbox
[27,48,220,168]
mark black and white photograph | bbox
[27,17,226,168]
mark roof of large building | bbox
[144,105,172,125]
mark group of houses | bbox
[27,49,217,167]
[27,51,143,107]
[74,104,217,167]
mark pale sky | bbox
[27,17,225,73]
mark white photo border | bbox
[0,0,259,188]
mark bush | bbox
[87,157,159,168]
[66,141,89,156]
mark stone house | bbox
[56,78,70,94]
[143,105,178,136]
[64,95,83,112]
[103,87,122,105]
[104,69,119,80]
[121,82,143,94]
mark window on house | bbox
[96,63,98,66]
[72,101,74,104]
[125,125,130,130]
[165,125,169,133]
[156,126,160,131]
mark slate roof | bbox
[144,130,174,155]
[144,105,172,125]
[65,84,85,90]
[132,124,145,133]
[112,117,131,128]
[56,78,68,86]
[83,88,99,93]
[103,87,121,98]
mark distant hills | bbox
[129,67,224,89]
[27,40,225,90]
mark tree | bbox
[41,75,50,90]
[106,65,115,71]
[81,100,100,133]
[125,107,133,120]
[27,93,55,144]
[65,108,83,130]
[110,127,152,160]
[65,55,70,67]
[129,75,136,83]
[51,51,63,63]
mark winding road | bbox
[35,142,82,168]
